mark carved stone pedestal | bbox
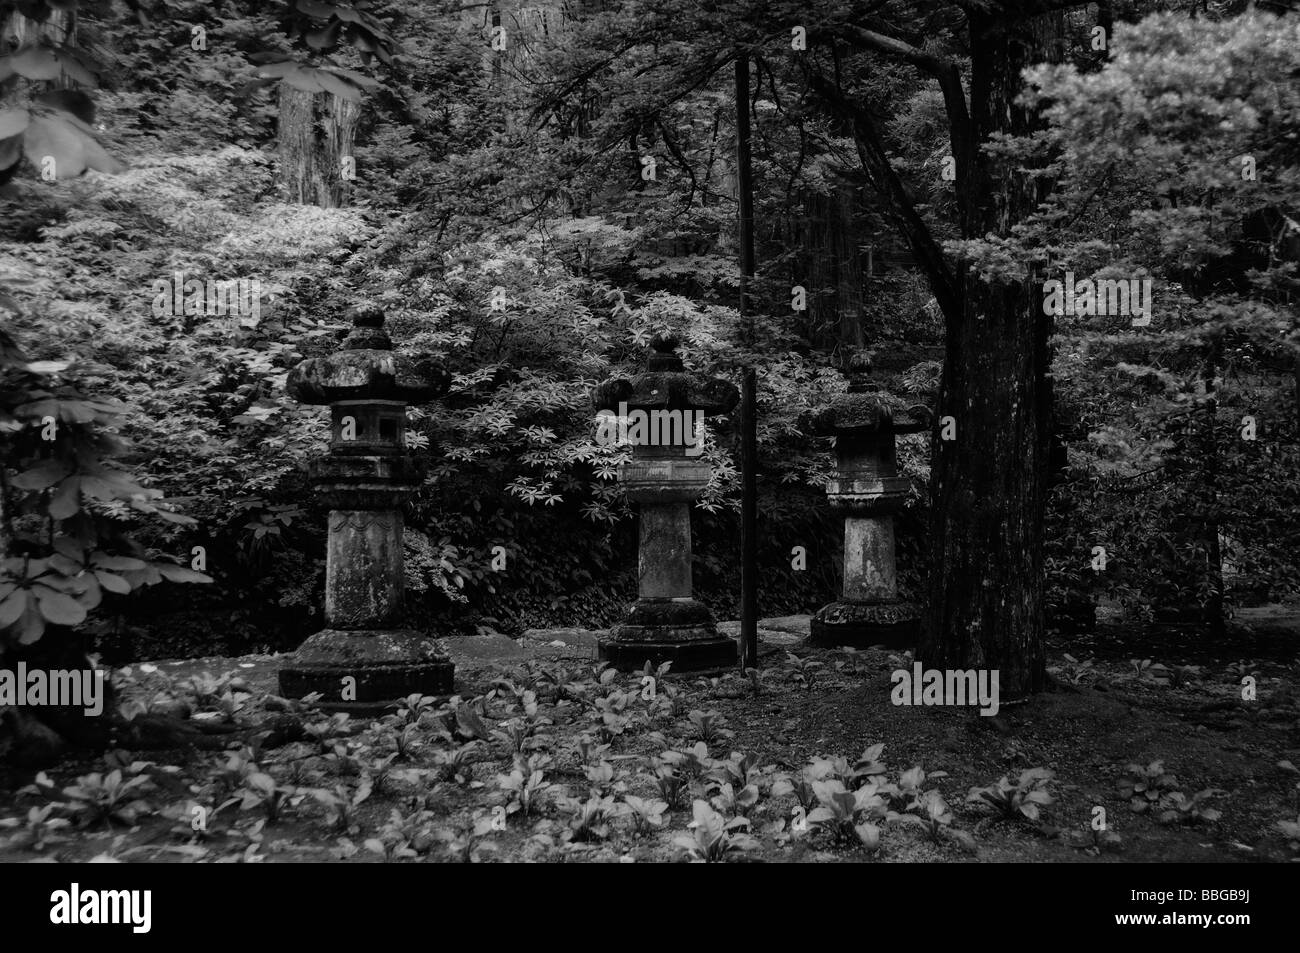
[592,336,739,672]
[278,307,453,711]
[804,353,930,650]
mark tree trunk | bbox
[1294,353,1299,436]
[795,183,866,350]
[278,83,360,208]
[1200,343,1226,636]
[3,8,75,95]
[915,12,1060,701]
[3,8,73,50]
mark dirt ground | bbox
[1,612,1297,863]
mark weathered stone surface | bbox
[802,350,928,651]
[843,516,897,603]
[608,598,727,652]
[286,305,449,405]
[799,352,930,437]
[324,509,405,629]
[621,598,712,628]
[715,614,812,637]
[599,635,738,671]
[279,629,454,709]
[443,633,529,664]
[282,628,450,666]
[592,334,739,417]
[637,505,693,599]
[326,401,411,457]
[309,454,421,510]
[621,458,710,503]
[714,621,803,647]
[809,600,921,649]
[278,306,454,710]
[592,335,736,672]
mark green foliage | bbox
[684,708,731,744]
[0,325,213,648]
[805,779,887,850]
[0,803,70,851]
[309,777,372,834]
[1156,790,1222,826]
[894,790,976,853]
[1118,760,1182,813]
[967,768,1055,824]
[435,815,499,863]
[958,10,1300,620]
[1118,760,1222,824]
[672,799,759,862]
[623,794,668,835]
[1063,823,1124,855]
[556,794,625,843]
[60,766,156,826]
[220,748,296,823]
[496,754,553,820]
[1277,816,1300,856]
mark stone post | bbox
[803,352,930,648]
[592,335,739,671]
[278,306,454,709]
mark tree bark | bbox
[3,8,73,51]
[3,8,75,94]
[1200,342,1226,637]
[795,183,866,350]
[278,83,360,207]
[914,11,1061,701]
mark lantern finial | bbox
[340,305,393,351]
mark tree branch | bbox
[827,23,973,214]
[655,119,698,207]
[834,24,956,75]
[802,67,961,321]
[998,0,1093,15]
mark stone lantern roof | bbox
[592,334,739,417]
[287,305,449,405]
[803,352,931,437]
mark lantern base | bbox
[599,634,739,673]
[600,598,738,672]
[809,600,920,649]
[279,628,454,713]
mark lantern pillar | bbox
[803,352,930,649]
[592,335,739,671]
[278,306,454,710]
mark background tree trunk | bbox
[3,7,73,50]
[278,83,360,208]
[794,183,866,350]
[3,7,75,96]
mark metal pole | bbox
[740,369,758,670]
[735,52,758,670]
[736,54,756,328]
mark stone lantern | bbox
[802,352,930,648]
[592,335,739,671]
[279,305,454,709]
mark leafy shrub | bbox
[673,800,759,862]
[967,768,1055,823]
